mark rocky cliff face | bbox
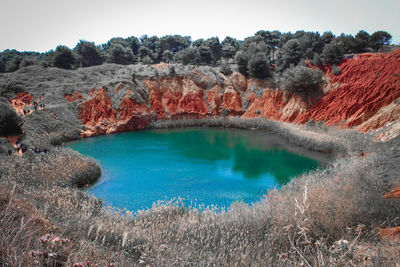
[74,49,400,140]
[4,49,398,141]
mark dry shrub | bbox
[1,118,399,265]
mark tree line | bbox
[0,30,393,80]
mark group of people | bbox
[33,101,45,111]
[9,97,46,116]
[8,143,48,156]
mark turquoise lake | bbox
[67,128,328,211]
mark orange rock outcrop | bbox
[10,92,33,115]
[73,49,400,138]
[294,49,400,127]
[381,185,400,240]
[65,92,84,102]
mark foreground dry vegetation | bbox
[1,118,400,266]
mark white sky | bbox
[1,0,399,52]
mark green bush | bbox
[276,39,303,71]
[19,57,39,68]
[220,62,232,76]
[280,65,324,92]
[321,43,343,65]
[74,40,103,67]
[0,98,22,136]
[234,50,249,76]
[247,52,271,78]
[108,43,136,65]
[311,53,323,67]
[332,64,341,75]
[53,45,76,69]
[5,56,22,72]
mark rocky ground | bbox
[0,49,399,266]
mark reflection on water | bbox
[150,129,321,183]
[67,128,325,211]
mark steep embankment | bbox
[73,49,400,141]
[295,49,400,133]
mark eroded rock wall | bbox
[28,48,400,139]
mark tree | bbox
[311,53,323,67]
[247,52,271,78]
[204,37,222,64]
[192,39,204,47]
[280,65,324,92]
[0,98,22,136]
[336,33,358,53]
[221,44,236,61]
[138,47,154,64]
[5,56,22,72]
[126,36,141,55]
[354,30,370,52]
[53,45,76,69]
[276,39,303,71]
[298,32,324,59]
[0,60,5,73]
[162,50,174,63]
[321,31,335,44]
[321,43,343,65]
[108,43,135,65]
[74,40,103,67]
[160,35,190,53]
[234,50,249,76]
[174,47,200,65]
[198,46,213,65]
[102,37,127,51]
[220,62,232,76]
[140,35,161,63]
[278,32,294,48]
[221,36,240,50]
[369,31,392,50]
[255,30,281,60]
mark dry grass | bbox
[1,119,400,266]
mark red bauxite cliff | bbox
[74,49,400,139]
[295,49,400,129]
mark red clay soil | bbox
[10,92,33,115]
[65,92,84,103]
[75,49,400,137]
[78,87,155,137]
[78,88,118,136]
[383,185,400,200]
[294,49,400,127]
[380,226,400,240]
[243,89,288,120]
[380,185,400,240]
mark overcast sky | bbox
[1,0,399,52]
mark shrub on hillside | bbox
[74,40,103,67]
[5,56,22,72]
[108,43,136,65]
[311,53,323,67]
[219,62,232,76]
[163,50,174,63]
[0,60,5,73]
[276,39,303,71]
[0,98,22,136]
[53,45,76,69]
[280,65,324,92]
[332,64,341,75]
[321,43,344,65]
[234,50,249,76]
[20,57,39,68]
[247,52,271,78]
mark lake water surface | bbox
[67,128,328,211]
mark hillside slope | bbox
[0,49,399,144]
